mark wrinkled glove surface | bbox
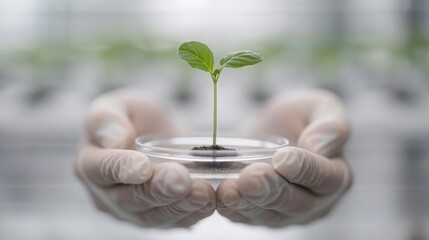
[217,90,353,228]
[74,90,215,228]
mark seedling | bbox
[178,41,263,150]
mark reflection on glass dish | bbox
[135,134,288,179]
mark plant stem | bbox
[212,81,217,146]
[211,68,222,147]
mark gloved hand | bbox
[217,90,353,228]
[74,90,215,228]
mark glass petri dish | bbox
[135,134,288,179]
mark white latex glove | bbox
[74,90,216,228]
[217,90,353,228]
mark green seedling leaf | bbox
[177,41,263,147]
[178,41,214,73]
[220,50,263,68]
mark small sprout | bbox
[178,41,263,147]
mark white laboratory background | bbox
[1,0,429,239]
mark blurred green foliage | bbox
[13,44,75,71]
[5,34,429,85]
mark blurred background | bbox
[1,0,429,239]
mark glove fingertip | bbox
[151,163,192,199]
[182,180,213,210]
[237,163,282,205]
[118,153,153,184]
[272,148,301,179]
[296,118,349,157]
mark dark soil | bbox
[192,145,235,151]
[190,145,237,158]
[185,161,246,172]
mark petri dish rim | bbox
[135,133,289,157]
